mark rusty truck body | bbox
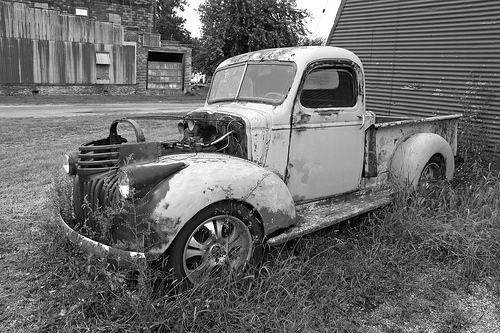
[60,46,460,286]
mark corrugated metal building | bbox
[328,0,500,154]
[0,0,192,95]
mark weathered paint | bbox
[268,187,393,245]
[58,213,146,266]
[130,154,296,257]
[389,133,455,187]
[187,103,273,164]
[263,128,290,179]
[0,1,122,43]
[0,1,136,85]
[206,47,370,184]
[217,47,363,72]
[285,57,367,201]
[287,122,365,201]
[0,37,136,84]
[368,114,460,186]
[147,61,183,90]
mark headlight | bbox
[63,152,79,175]
[116,162,186,200]
[118,171,132,198]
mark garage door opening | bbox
[147,52,184,90]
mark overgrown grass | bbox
[1,112,500,332]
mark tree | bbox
[156,0,191,43]
[299,36,325,46]
[195,0,309,75]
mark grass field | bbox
[1,110,499,332]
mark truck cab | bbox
[203,47,369,202]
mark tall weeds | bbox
[368,162,500,278]
[456,74,496,159]
[42,108,500,331]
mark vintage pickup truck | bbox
[60,46,460,286]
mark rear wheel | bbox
[164,202,263,288]
[419,154,445,185]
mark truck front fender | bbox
[135,154,296,257]
[389,133,454,187]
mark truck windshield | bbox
[207,63,295,105]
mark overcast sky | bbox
[179,0,341,39]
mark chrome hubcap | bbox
[182,215,252,284]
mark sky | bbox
[179,0,341,40]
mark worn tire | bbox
[163,201,263,288]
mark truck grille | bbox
[78,144,121,175]
[74,172,121,232]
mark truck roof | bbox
[217,46,363,70]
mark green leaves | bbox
[156,0,191,43]
[194,0,309,75]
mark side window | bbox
[300,67,357,109]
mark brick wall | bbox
[14,0,155,32]
[3,0,154,32]
[136,43,148,91]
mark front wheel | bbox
[164,202,263,288]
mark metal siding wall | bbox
[113,46,121,83]
[36,40,50,83]
[0,37,20,82]
[0,0,133,85]
[0,38,138,84]
[0,6,121,44]
[19,38,34,83]
[104,44,113,83]
[124,44,136,84]
[329,0,500,152]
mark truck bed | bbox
[365,113,461,181]
[374,114,461,128]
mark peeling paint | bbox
[268,187,394,245]
[217,46,363,76]
[58,214,146,266]
[132,154,297,253]
[373,114,460,178]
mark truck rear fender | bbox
[136,157,296,257]
[389,133,454,187]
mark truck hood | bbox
[188,102,274,129]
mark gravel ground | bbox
[0,90,207,106]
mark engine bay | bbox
[169,111,247,159]
[75,111,248,175]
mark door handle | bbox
[358,114,365,129]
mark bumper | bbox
[58,213,146,267]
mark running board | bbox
[267,188,394,246]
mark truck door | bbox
[286,62,365,202]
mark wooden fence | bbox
[0,1,122,44]
[0,1,136,85]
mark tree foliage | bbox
[156,0,191,43]
[195,0,309,75]
[298,36,325,46]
